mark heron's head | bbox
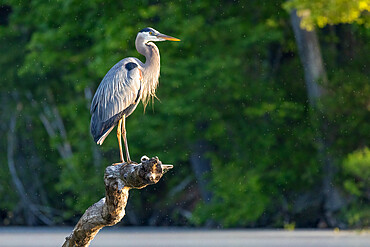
[137,27,180,43]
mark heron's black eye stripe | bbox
[139,27,154,33]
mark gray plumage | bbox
[90,58,142,144]
[90,27,180,162]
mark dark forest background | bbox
[0,0,369,228]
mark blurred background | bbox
[0,0,368,229]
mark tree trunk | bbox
[290,10,344,227]
[7,106,53,226]
[290,10,327,103]
[62,157,173,247]
[190,140,213,203]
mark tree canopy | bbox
[284,0,370,30]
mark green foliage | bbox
[340,148,370,227]
[0,0,368,227]
[343,148,370,189]
[284,0,370,30]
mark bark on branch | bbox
[62,156,173,247]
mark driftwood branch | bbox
[62,156,173,247]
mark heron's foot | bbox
[126,159,135,165]
[112,160,138,166]
[113,162,123,166]
[113,159,126,166]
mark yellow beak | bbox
[158,34,181,41]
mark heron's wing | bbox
[90,58,142,143]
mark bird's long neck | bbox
[136,40,160,107]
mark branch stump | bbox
[62,156,173,247]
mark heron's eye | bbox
[149,31,153,35]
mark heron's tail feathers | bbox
[96,125,114,145]
[91,111,124,145]
[91,113,116,145]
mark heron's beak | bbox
[157,33,180,41]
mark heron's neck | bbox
[136,41,160,68]
[135,40,161,106]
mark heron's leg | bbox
[117,118,124,163]
[122,116,131,162]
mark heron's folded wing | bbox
[90,59,142,123]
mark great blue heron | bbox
[90,27,180,163]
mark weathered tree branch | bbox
[62,156,173,247]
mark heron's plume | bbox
[141,76,159,109]
[141,43,161,109]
